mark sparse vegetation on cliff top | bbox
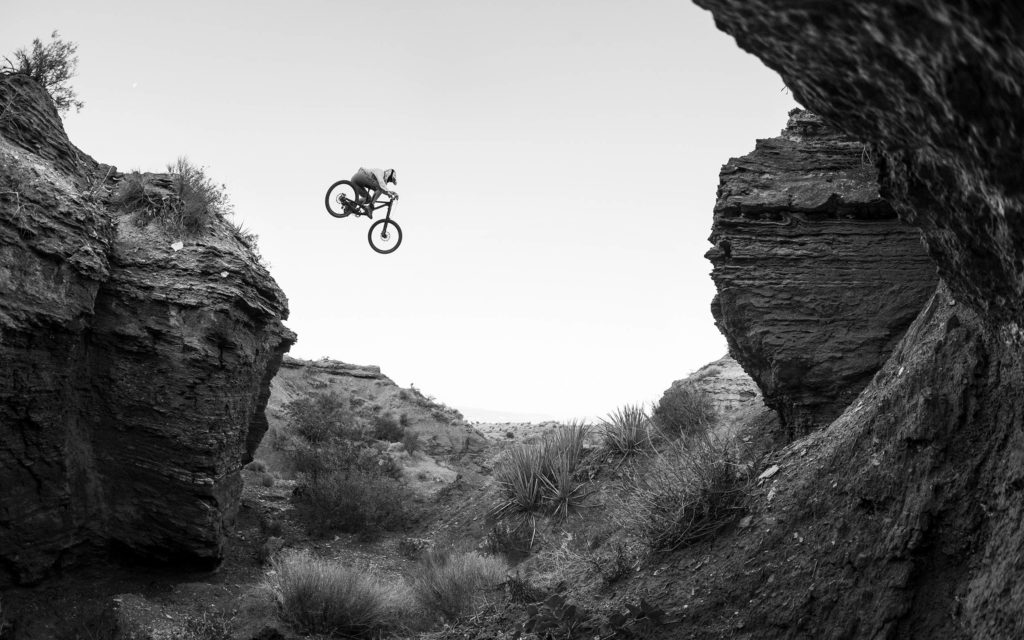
[1,31,83,114]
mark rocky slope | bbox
[261,356,485,457]
[0,74,294,586]
[707,110,937,437]
[657,2,1024,637]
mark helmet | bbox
[385,169,397,185]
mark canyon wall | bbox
[707,110,937,437]
[655,1,1024,637]
[0,75,294,585]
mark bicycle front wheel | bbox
[368,219,403,254]
[325,180,361,218]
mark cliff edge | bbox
[0,74,295,585]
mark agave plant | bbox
[600,404,652,458]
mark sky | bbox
[3,1,797,423]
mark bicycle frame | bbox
[363,196,395,221]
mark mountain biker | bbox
[351,167,398,214]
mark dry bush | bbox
[373,413,404,442]
[652,382,717,438]
[622,433,751,551]
[600,404,653,458]
[269,550,406,638]
[402,429,420,454]
[299,467,414,540]
[166,157,232,233]
[409,549,508,622]
[285,391,358,444]
[491,421,591,527]
[111,159,233,237]
[259,472,275,488]
[2,31,83,114]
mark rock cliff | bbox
[651,2,1024,637]
[707,110,937,437]
[0,74,294,586]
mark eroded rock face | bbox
[659,2,1024,637]
[0,75,294,585]
[694,0,1024,323]
[707,110,937,436]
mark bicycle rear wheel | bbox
[368,219,402,254]
[325,180,362,218]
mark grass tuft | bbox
[622,433,751,551]
[409,549,508,622]
[269,549,404,638]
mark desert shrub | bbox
[110,171,168,216]
[409,549,508,622]
[652,382,717,438]
[373,413,404,442]
[165,157,232,234]
[260,472,275,488]
[292,440,400,481]
[399,412,410,427]
[111,160,233,236]
[600,404,652,458]
[402,429,420,454]
[285,391,357,444]
[246,459,267,473]
[623,433,750,551]
[491,421,591,526]
[270,550,403,638]
[2,31,83,114]
[300,468,414,539]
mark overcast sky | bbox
[3,1,797,422]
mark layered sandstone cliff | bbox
[654,2,1024,638]
[707,110,937,437]
[0,75,294,585]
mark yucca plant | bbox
[600,404,652,458]
[492,444,548,521]
[492,421,593,528]
[539,452,590,520]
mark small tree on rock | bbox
[2,31,84,114]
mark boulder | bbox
[707,110,937,437]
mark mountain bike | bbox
[324,180,403,254]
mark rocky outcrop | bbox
[262,356,486,457]
[694,0,1024,324]
[651,2,1024,637]
[674,355,762,417]
[0,75,294,586]
[707,110,937,436]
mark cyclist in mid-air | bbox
[351,167,398,214]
